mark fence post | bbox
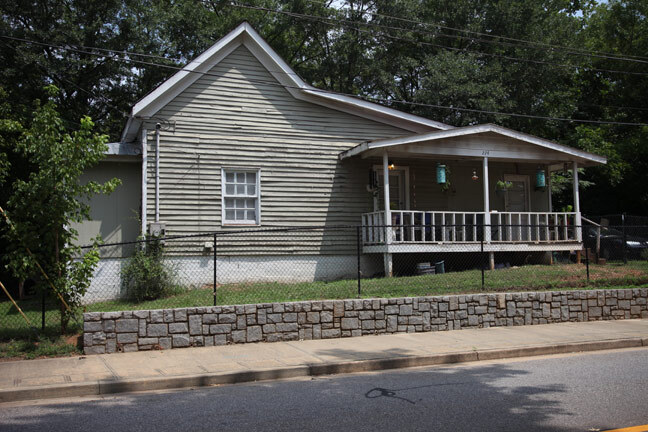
[585,245,590,284]
[213,232,217,306]
[356,225,362,298]
[481,228,485,290]
[622,213,627,264]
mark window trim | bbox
[221,167,261,226]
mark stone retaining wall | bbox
[83,288,648,354]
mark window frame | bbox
[221,167,261,226]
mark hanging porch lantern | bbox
[536,168,546,189]
[436,163,446,184]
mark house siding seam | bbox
[143,45,412,255]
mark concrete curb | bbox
[1,337,646,404]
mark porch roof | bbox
[339,123,607,168]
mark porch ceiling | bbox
[339,123,607,168]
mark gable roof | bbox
[339,123,607,166]
[121,22,451,143]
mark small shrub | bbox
[121,237,178,302]
[641,249,648,261]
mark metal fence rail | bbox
[1,224,647,339]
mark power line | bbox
[223,2,648,77]
[1,40,127,123]
[302,0,648,63]
[2,34,647,126]
[4,32,647,115]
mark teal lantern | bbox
[436,163,446,184]
[536,168,546,189]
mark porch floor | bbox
[363,242,582,254]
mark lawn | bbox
[2,261,647,341]
[85,261,648,312]
[0,336,81,360]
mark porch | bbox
[361,210,580,253]
[339,124,607,275]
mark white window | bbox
[222,169,260,225]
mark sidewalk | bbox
[1,319,647,403]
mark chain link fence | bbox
[2,223,647,339]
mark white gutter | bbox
[140,128,148,236]
[155,123,161,222]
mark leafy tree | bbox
[1,0,647,215]
[2,86,120,332]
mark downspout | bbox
[155,123,161,223]
[140,127,148,236]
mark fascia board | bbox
[356,124,606,164]
[122,22,453,142]
[132,41,243,118]
[131,23,248,118]
[486,125,607,164]
[302,89,452,132]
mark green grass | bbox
[0,297,81,341]
[84,261,648,312]
[0,336,81,360]
[2,261,647,340]
[1,261,646,357]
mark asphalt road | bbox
[1,348,647,432]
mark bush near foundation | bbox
[121,237,178,302]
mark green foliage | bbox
[550,169,594,209]
[1,86,120,332]
[440,165,452,193]
[640,249,648,261]
[1,0,647,214]
[121,237,179,302]
[63,247,101,315]
[496,180,513,191]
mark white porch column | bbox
[546,165,552,212]
[572,161,582,242]
[482,157,491,243]
[383,151,393,277]
[483,157,494,269]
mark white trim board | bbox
[363,242,582,254]
[121,22,451,143]
[220,167,262,226]
[339,123,607,166]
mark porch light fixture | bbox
[388,160,395,170]
[471,169,479,181]
[535,168,546,189]
[436,163,446,184]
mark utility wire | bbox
[1,40,127,122]
[2,34,647,126]
[301,0,648,63]
[5,33,646,115]
[222,2,648,77]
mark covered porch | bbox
[339,124,607,275]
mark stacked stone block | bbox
[83,288,648,354]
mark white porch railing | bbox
[361,211,579,245]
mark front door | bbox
[504,174,530,241]
[376,168,409,211]
[504,174,530,212]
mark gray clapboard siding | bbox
[145,45,411,255]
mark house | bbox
[76,22,606,301]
